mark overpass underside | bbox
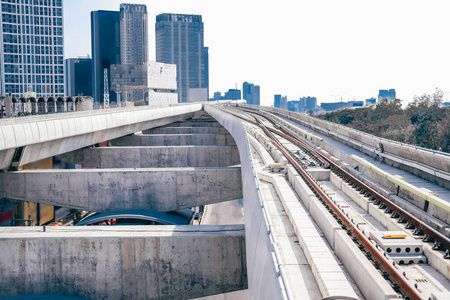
[0,104,249,299]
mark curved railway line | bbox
[220,104,450,300]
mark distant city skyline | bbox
[64,0,450,106]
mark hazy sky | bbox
[64,0,450,106]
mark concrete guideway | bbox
[232,105,450,299]
[0,225,246,300]
[0,167,242,212]
[58,145,240,168]
[0,103,203,169]
[252,104,450,191]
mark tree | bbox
[316,89,450,153]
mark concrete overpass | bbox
[0,103,203,169]
[0,102,449,300]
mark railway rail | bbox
[221,104,450,300]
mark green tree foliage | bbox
[317,89,450,153]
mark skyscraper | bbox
[92,4,149,104]
[119,4,148,65]
[91,10,121,104]
[302,96,317,111]
[274,95,281,108]
[155,13,209,103]
[0,0,64,98]
[65,57,92,97]
[243,82,260,105]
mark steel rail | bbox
[269,124,450,253]
[222,105,430,299]
[251,115,425,300]
[236,105,450,254]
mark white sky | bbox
[64,0,450,106]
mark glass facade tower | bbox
[243,82,260,105]
[0,0,64,98]
[92,4,148,104]
[120,4,147,65]
[155,13,209,103]
[65,57,92,97]
[91,10,121,104]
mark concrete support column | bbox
[44,100,48,114]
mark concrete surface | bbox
[143,127,229,135]
[201,199,245,225]
[191,290,249,300]
[257,174,323,299]
[110,133,237,146]
[0,104,203,169]
[246,104,450,191]
[58,145,240,168]
[0,167,242,212]
[0,225,247,300]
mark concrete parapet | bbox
[0,225,247,300]
[143,126,229,135]
[351,155,450,224]
[0,167,242,212]
[111,133,237,146]
[59,145,240,168]
[161,121,223,127]
[205,105,287,299]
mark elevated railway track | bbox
[221,104,450,300]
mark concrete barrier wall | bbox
[58,146,240,168]
[205,105,286,300]
[110,133,237,147]
[0,104,203,169]
[0,167,242,213]
[0,225,247,300]
[144,127,230,134]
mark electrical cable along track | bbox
[221,104,450,300]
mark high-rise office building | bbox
[92,4,149,104]
[302,96,317,110]
[225,89,241,100]
[243,82,260,105]
[120,4,148,65]
[378,89,396,101]
[156,13,209,103]
[274,95,281,108]
[65,57,92,97]
[0,0,64,98]
[91,10,121,104]
[288,100,300,112]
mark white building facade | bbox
[0,0,64,98]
